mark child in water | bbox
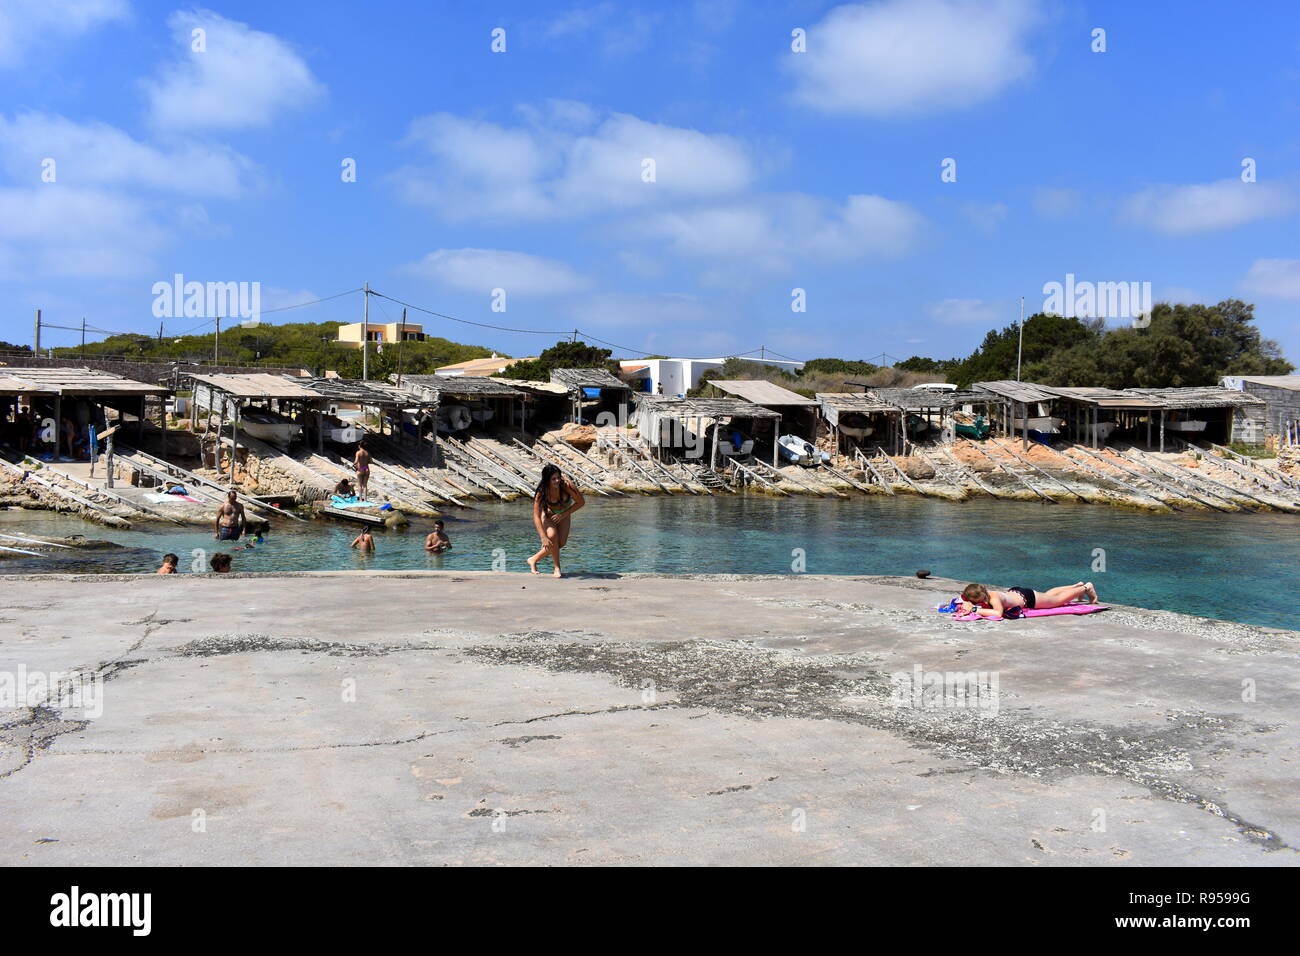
[424,520,451,553]
[156,553,178,574]
[959,581,1098,618]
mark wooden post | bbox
[1092,407,1099,449]
[231,401,240,488]
[105,431,115,489]
[1159,411,1166,453]
[1022,402,1029,451]
[216,399,225,474]
[52,394,62,457]
[159,395,167,459]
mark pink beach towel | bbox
[952,603,1109,622]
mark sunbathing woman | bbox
[527,464,585,578]
[959,581,1097,618]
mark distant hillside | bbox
[48,321,499,378]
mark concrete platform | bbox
[0,571,1296,866]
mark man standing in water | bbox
[214,490,246,541]
[354,440,371,498]
[527,464,584,578]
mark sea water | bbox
[1,497,1295,630]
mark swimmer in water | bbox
[156,553,178,574]
[351,529,376,553]
[424,520,451,553]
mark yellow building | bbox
[336,321,426,347]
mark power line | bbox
[370,291,569,336]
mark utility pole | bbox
[1016,296,1025,382]
[362,281,370,381]
[396,308,407,386]
[158,322,163,346]
[80,318,86,358]
[214,316,221,366]
[571,328,578,343]
[34,309,41,353]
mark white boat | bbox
[837,412,875,439]
[1079,421,1118,442]
[716,430,753,456]
[1165,419,1207,433]
[239,410,301,448]
[778,434,827,466]
[326,424,364,444]
[436,404,472,434]
[1014,415,1066,434]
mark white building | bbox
[619,357,804,397]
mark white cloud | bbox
[961,201,1008,235]
[1032,186,1081,219]
[543,4,660,57]
[401,249,591,296]
[926,298,1010,325]
[144,9,324,131]
[1240,259,1300,300]
[1121,179,1297,235]
[785,0,1043,116]
[567,291,719,329]
[637,192,924,275]
[0,0,128,69]
[0,112,254,197]
[394,105,754,222]
[0,186,168,279]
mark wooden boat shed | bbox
[399,375,527,435]
[704,380,819,441]
[1128,386,1267,447]
[816,392,904,455]
[1220,375,1300,445]
[290,376,440,459]
[550,367,633,425]
[0,366,172,455]
[186,372,324,474]
[632,395,783,467]
[1034,385,1169,450]
[869,387,999,443]
[971,380,1063,447]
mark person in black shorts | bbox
[959,581,1097,618]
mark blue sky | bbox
[2,0,1299,364]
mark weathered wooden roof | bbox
[636,396,782,419]
[815,392,899,413]
[291,376,433,406]
[400,375,525,398]
[0,366,169,396]
[1128,387,1265,409]
[0,374,38,394]
[870,387,991,411]
[491,377,569,396]
[186,373,321,400]
[973,380,1059,403]
[708,380,818,406]
[550,368,631,391]
[1035,385,1165,409]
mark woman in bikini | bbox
[959,581,1098,618]
[527,464,585,578]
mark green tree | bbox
[499,339,616,380]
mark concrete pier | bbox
[1,572,1296,866]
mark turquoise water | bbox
[1,497,1296,630]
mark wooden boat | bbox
[239,410,301,448]
[1165,418,1207,433]
[1079,421,1118,442]
[954,415,990,440]
[436,405,472,434]
[1013,415,1065,434]
[837,412,874,439]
